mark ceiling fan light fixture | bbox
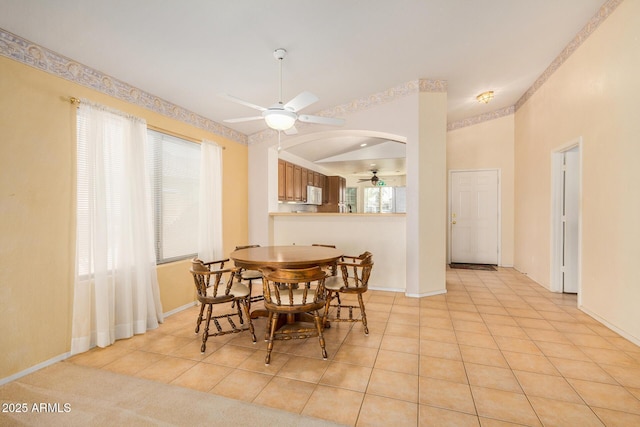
[476,90,494,104]
[263,109,297,130]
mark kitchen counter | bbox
[270,212,405,217]
[269,212,406,292]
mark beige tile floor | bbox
[68,267,640,426]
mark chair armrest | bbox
[201,258,231,267]
[336,261,361,268]
[190,267,239,276]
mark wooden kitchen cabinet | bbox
[293,165,303,201]
[278,159,327,204]
[278,159,286,200]
[314,171,324,188]
[305,168,313,186]
[285,161,294,201]
[317,175,346,212]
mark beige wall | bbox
[0,56,249,379]
[447,114,515,266]
[514,0,640,342]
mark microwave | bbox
[306,185,323,205]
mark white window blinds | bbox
[146,130,201,262]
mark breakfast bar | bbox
[269,212,406,293]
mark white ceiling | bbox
[0,0,605,177]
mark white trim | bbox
[1,302,197,385]
[0,352,70,386]
[406,289,447,298]
[579,306,640,347]
[368,286,405,293]
[447,168,502,266]
[550,138,583,305]
[163,301,198,317]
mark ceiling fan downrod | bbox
[274,48,287,105]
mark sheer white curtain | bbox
[197,140,223,262]
[71,101,163,355]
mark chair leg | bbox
[322,292,333,327]
[313,310,328,360]
[357,293,369,335]
[265,312,279,365]
[195,302,205,333]
[236,297,244,324]
[201,304,213,353]
[264,312,274,342]
[246,280,253,311]
[241,298,256,343]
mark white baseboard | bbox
[512,267,639,346]
[2,302,197,386]
[163,301,197,318]
[405,289,447,298]
[368,286,405,293]
[579,305,640,347]
[0,352,70,386]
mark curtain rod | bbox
[68,97,225,149]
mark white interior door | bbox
[450,170,499,264]
[563,147,580,293]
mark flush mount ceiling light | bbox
[263,109,297,130]
[476,90,494,104]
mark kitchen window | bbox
[363,186,406,213]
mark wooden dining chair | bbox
[190,258,256,353]
[261,266,328,365]
[312,243,339,276]
[322,251,373,335]
[234,245,264,307]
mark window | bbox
[146,130,201,263]
[363,186,406,213]
[345,187,357,213]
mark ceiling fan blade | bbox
[284,126,298,136]
[298,114,345,126]
[223,116,264,123]
[218,93,266,112]
[284,91,319,112]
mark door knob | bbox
[452,220,457,224]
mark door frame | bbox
[550,138,583,302]
[447,168,501,266]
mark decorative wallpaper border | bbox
[248,79,447,145]
[0,28,247,145]
[515,0,623,111]
[447,106,515,131]
[320,78,447,120]
[0,0,620,139]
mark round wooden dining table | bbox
[230,245,343,270]
[229,245,343,325]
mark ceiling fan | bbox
[358,170,379,185]
[220,48,345,135]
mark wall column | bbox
[405,82,448,296]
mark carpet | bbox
[449,263,497,271]
[0,362,342,427]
